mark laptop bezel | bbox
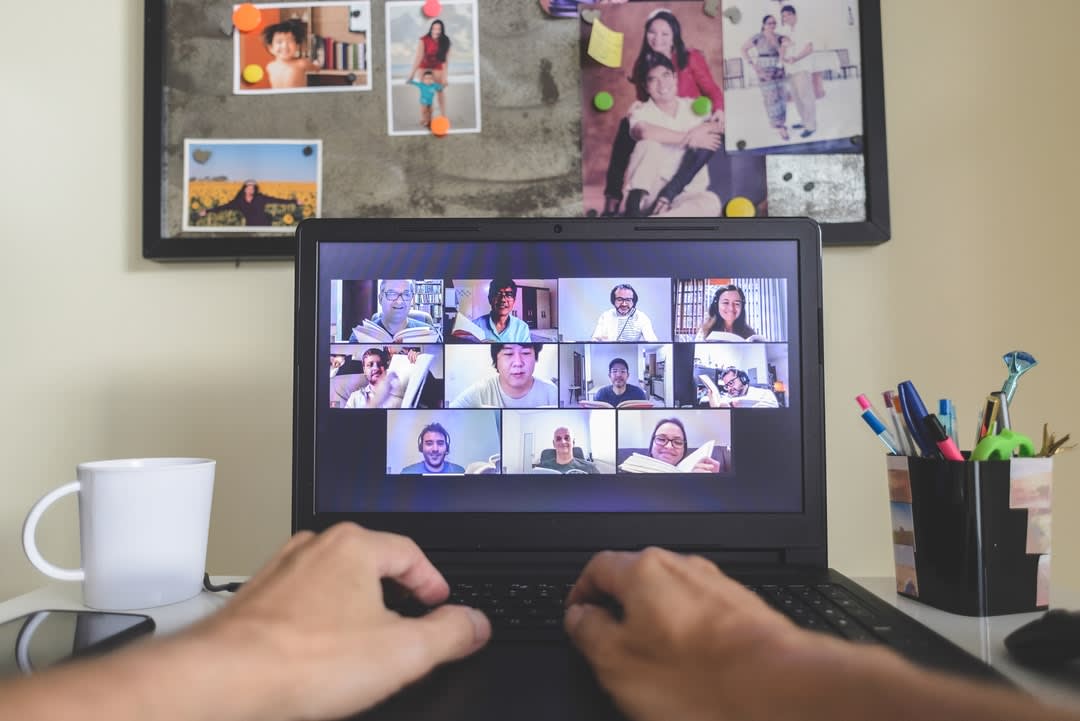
[293,218,826,560]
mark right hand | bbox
[685,123,724,151]
[194,524,491,721]
[564,548,824,721]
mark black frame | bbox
[292,217,827,563]
[142,1,889,260]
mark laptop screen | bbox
[298,220,823,538]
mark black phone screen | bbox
[0,610,155,677]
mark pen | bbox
[976,394,1001,446]
[886,391,915,455]
[856,394,901,455]
[922,414,964,461]
[897,380,939,458]
[938,399,955,442]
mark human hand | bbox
[710,108,726,133]
[705,386,731,409]
[689,455,721,473]
[564,548,826,721]
[192,524,490,721]
[685,123,723,151]
[407,349,419,364]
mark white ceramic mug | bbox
[22,458,216,610]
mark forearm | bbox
[631,121,687,146]
[0,620,294,721]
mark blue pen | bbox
[938,399,955,442]
[898,380,939,458]
[856,395,900,454]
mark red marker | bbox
[922,414,964,461]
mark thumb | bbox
[402,605,490,674]
[564,603,621,660]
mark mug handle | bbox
[22,481,84,581]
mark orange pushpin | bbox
[242,64,265,84]
[423,0,441,18]
[430,116,451,136]
[233,4,262,33]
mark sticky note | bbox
[587,19,623,69]
[726,196,756,217]
[242,64,265,84]
[431,116,451,136]
[691,96,712,116]
[593,91,614,111]
[233,4,262,33]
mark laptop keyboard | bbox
[392,579,906,645]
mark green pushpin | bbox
[692,96,712,116]
[593,91,614,111]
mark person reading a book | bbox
[591,284,659,342]
[594,358,649,405]
[343,348,402,409]
[262,19,320,89]
[707,367,779,409]
[473,278,532,342]
[536,426,600,474]
[349,279,441,343]
[649,418,721,473]
[695,285,758,340]
[448,343,558,408]
[401,422,465,474]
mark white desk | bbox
[3,577,1079,711]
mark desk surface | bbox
[3,577,1079,711]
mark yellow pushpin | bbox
[242,64,265,84]
[725,196,756,217]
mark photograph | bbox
[501,408,618,474]
[674,277,788,342]
[385,0,482,135]
[558,277,672,343]
[234,2,372,94]
[688,342,789,408]
[1026,508,1051,555]
[559,343,672,408]
[182,140,320,232]
[616,409,732,473]
[1037,554,1050,608]
[580,1,766,218]
[1009,461,1053,510]
[445,278,559,343]
[386,409,501,474]
[893,544,918,597]
[886,461,912,503]
[722,0,864,153]
[890,501,915,547]
[329,343,444,409]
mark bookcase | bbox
[675,279,705,339]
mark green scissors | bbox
[970,428,1035,461]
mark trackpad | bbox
[357,642,623,721]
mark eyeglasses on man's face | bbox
[382,289,414,302]
[492,289,516,299]
[652,435,685,449]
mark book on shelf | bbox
[618,440,716,473]
[578,399,655,409]
[349,319,439,344]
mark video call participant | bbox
[592,284,658,342]
[649,417,721,472]
[448,343,558,408]
[400,422,464,474]
[476,277,531,342]
[707,366,779,408]
[536,427,600,474]
[344,348,401,409]
[594,357,648,405]
[350,279,441,341]
[696,284,757,340]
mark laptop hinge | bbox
[427,549,787,570]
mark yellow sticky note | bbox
[587,19,623,69]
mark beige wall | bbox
[2,0,1077,602]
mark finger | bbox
[361,529,450,605]
[566,550,639,606]
[235,529,317,597]
[564,603,622,658]
[386,605,490,683]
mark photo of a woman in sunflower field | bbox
[182,139,322,233]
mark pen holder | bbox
[885,455,1052,616]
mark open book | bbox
[349,318,440,344]
[579,398,655,409]
[465,453,501,474]
[704,331,767,342]
[388,352,435,408]
[450,314,487,342]
[618,439,716,473]
[699,373,722,402]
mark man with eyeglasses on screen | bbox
[349,279,441,342]
[706,366,779,408]
[592,283,658,342]
[475,277,531,342]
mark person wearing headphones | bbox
[707,366,779,408]
[591,283,658,342]
[400,422,465,474]
[696,284,758,340]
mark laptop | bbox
[293,217,1002,720]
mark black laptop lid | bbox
[293,218,825,561]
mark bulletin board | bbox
[143,0,888,260]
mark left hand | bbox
[690,456,721,473]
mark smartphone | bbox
[1,609,155,677]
